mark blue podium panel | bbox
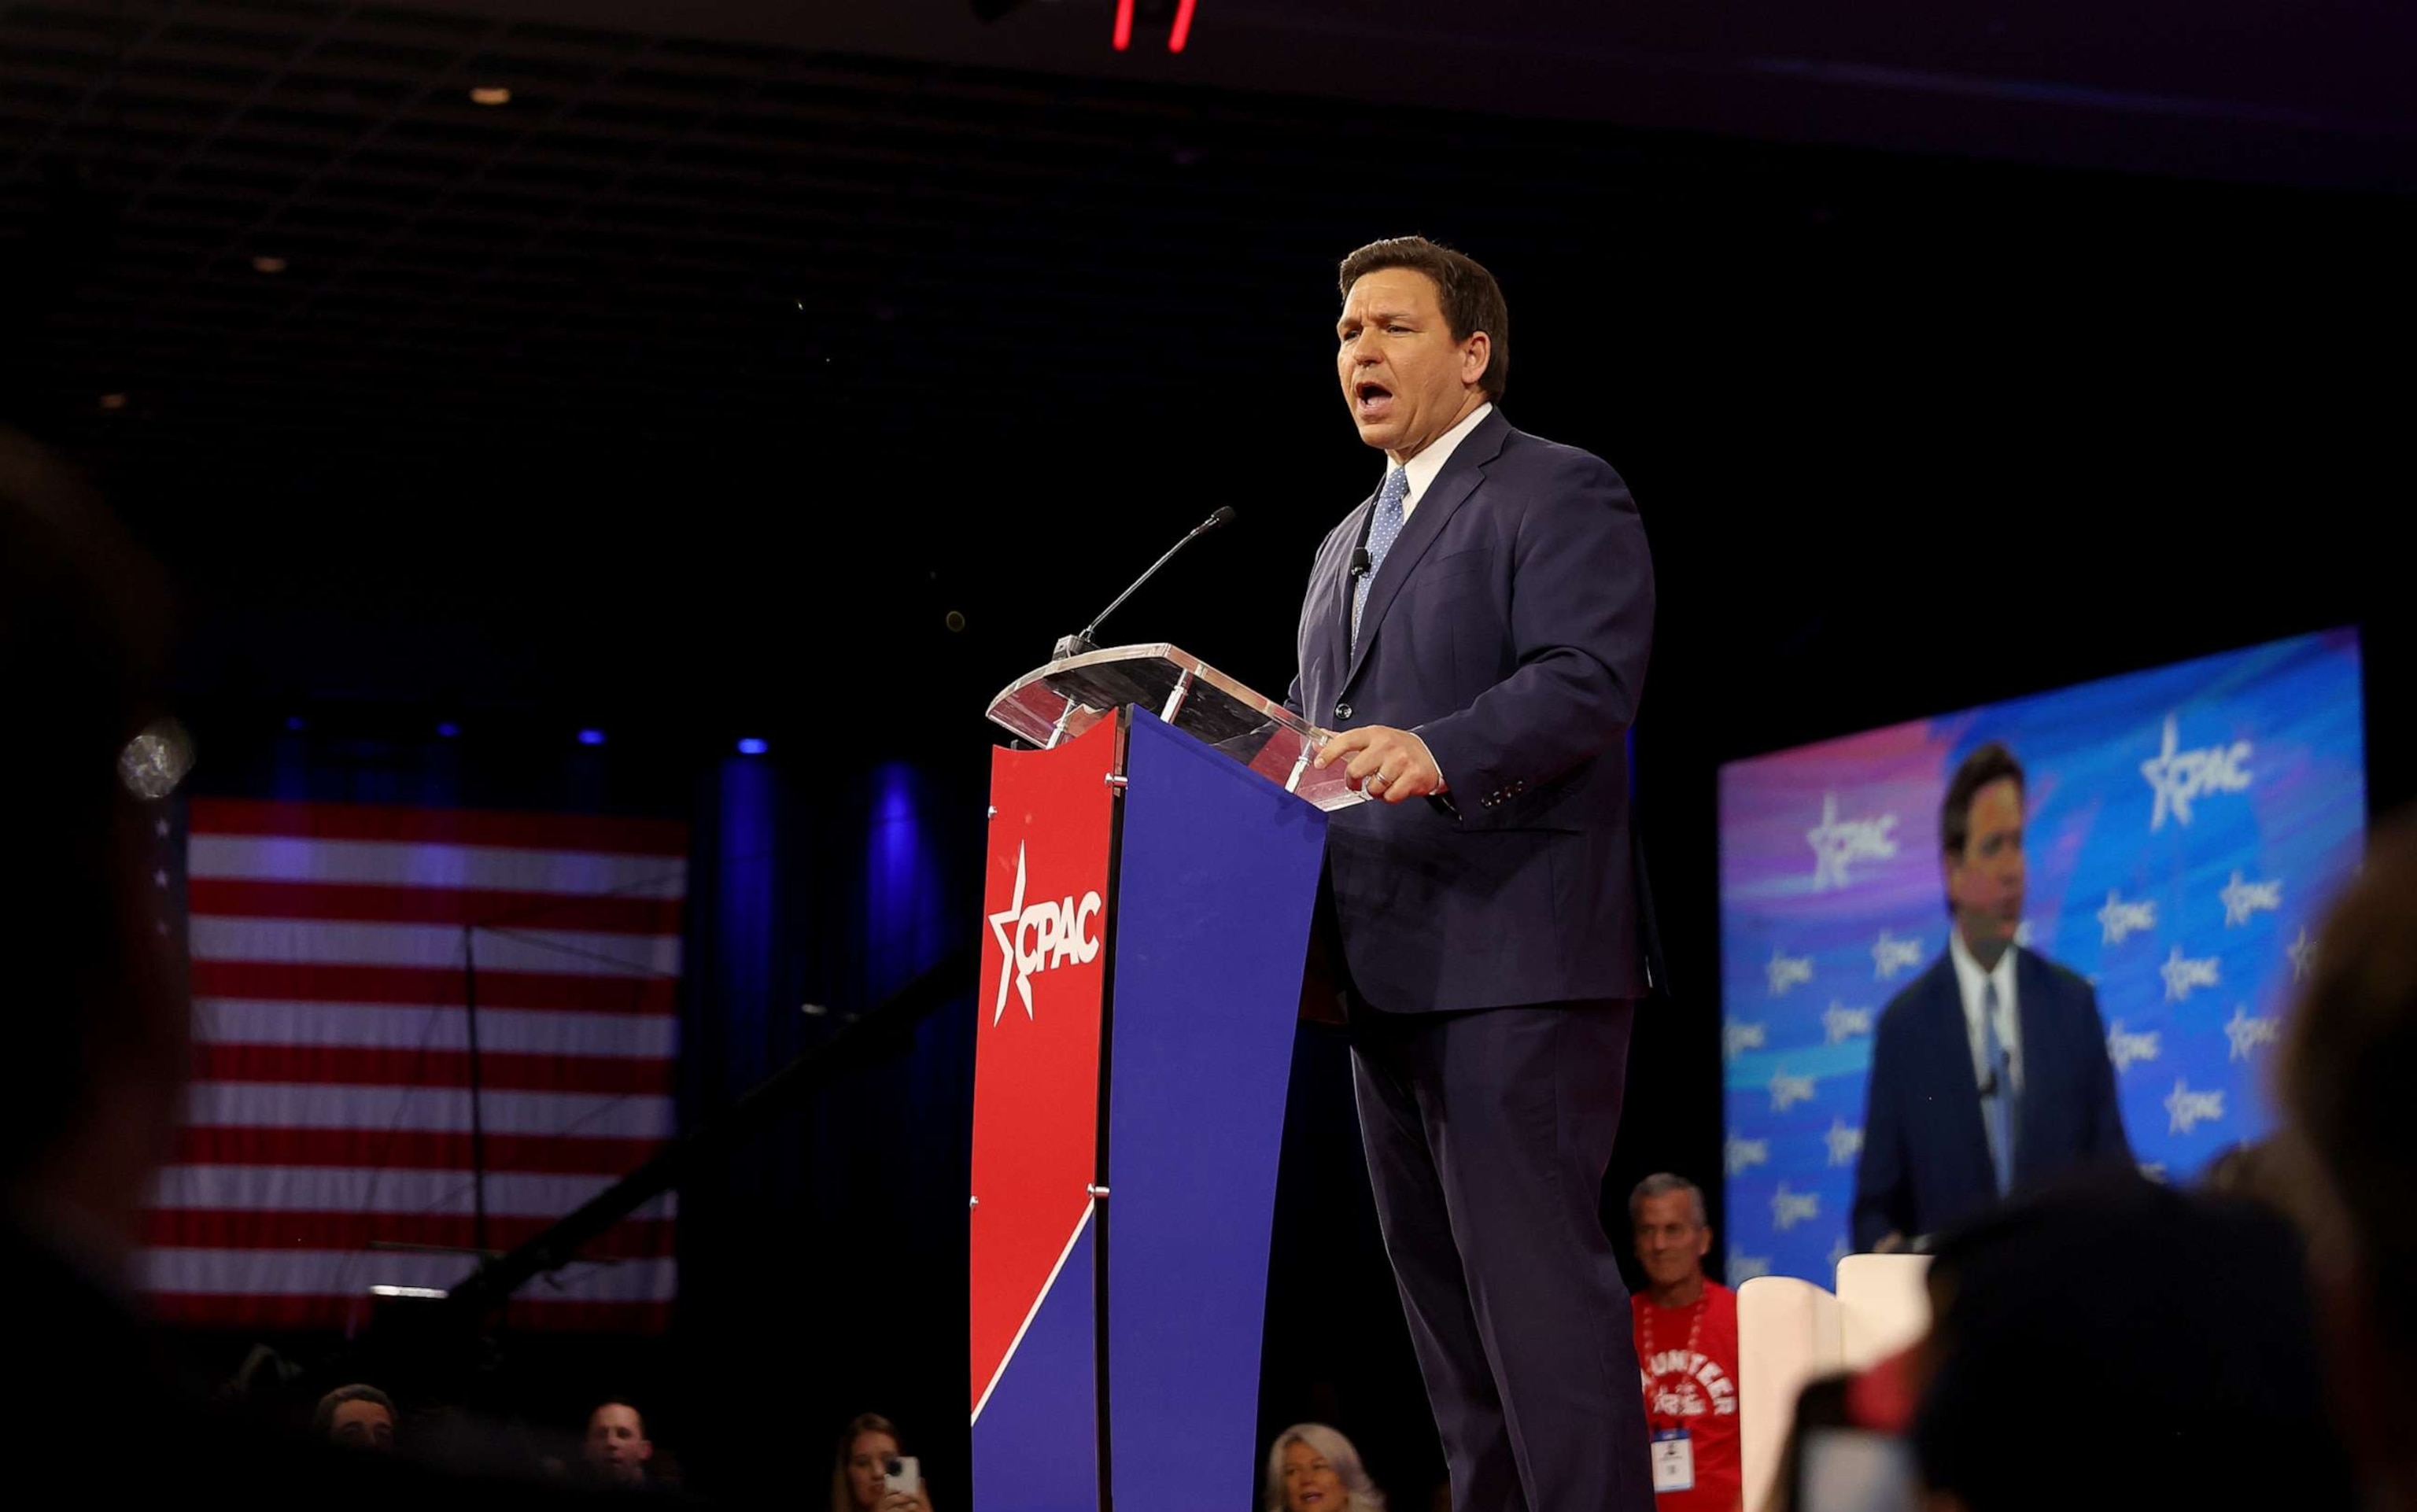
[1105,709,1329,1511]
[971,1217,1102,1512]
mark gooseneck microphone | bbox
[1052,505,1238,661]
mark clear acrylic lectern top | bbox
[985,644,1367,813]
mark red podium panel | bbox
[969,717,1117,1459]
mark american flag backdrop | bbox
[143,798,688,1330]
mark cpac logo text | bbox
[2161,946,2220,1004]
[2105,1020,2162,1074]
[2141,714,2253,832]
[985,842,1105,1025]
[1725,1136,1769,1177]
[1825,1119,1863,1168]
[2221,870,2282,927]
[1824,1001,1874,1045]
[1769,1068,1817,1113]
[1807,794,1899,891]
[2165,1079,2226,1136]
[1766,949,1814,997]
[1724,1019,1767,1061]
[2225,1005,2280,1062]
[2098,891,2157,946]
[1770,1182,1821,1232]
[1872,928,1924,980]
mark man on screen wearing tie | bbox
[1852,743,2133,1253]
[1292,236,1657,1510]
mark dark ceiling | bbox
[1,0,2411,786]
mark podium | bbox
[969,646,1358,1511]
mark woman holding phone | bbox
[831,1413,933,1512]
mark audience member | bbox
[2280,821,2417,1506]
[831,1413,933,1512]
[1629,1175,1741,1512]
[1911,1171,2354,1512]
[583,1400,653,1487]
[316,1384,400,1452]
[1262,1422,1385,1511]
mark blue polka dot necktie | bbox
[1351,466,1411,652]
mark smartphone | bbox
[884,1456,922,1497]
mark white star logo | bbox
[987,842,1035,1027]
[1825,1118,1863,1168]
[2288,927,2316,983]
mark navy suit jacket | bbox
[1851,946,2133,1250]
[1287,408,1655,1014]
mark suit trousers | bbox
[1349,998,1651,1512]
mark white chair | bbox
[1736,1254,1932,1512]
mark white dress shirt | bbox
[1389,400,1493,518]
[1947,925,2023,1096]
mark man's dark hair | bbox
[0,430,177,1186]
[1337,235,1511,400]
[312,1383,397,1438]
[1915,1172,2355,1511]
[1939,742,2024,861]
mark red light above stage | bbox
[1110,0,1194,53]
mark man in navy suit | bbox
[1293,237,1656,1511]
[1851,743,2133,1252]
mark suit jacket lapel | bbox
[1341,408,1510,694]
[2011,948,2053,1179]
[1312,495,1375,709]
[1923,959,1998,1197]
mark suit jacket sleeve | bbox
[1853,1011,1913,1251]
[2076,981,2134,1164]
[1410,450,1653,803]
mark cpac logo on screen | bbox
[1769,1067,1817,1113]
[1729,1255,1773,1287]
[2098,891,2157,946]
[1766,949,1814,997]
[1725,1136,1770,1177]
[2161,946,2221,1004]
[985,842,1104,1026]
[2221,870,2282,927]
[1871,928,1924,980]
[1807,793,1899,891]
[2105,1020,2163,1074]
[2165,1078,2226,1136]
[1724,1019,1768,1061]
[1824,1001,1874,1045]
[2226,1005,2280,1062]
[1771,1183,1821,1232]
[2141,714,2254,831]
[1825,1119,1863,1168]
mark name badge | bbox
[1651,1428,1695,1494]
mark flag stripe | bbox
[188,878,686,935]
[190,916,682,979]
[191,961,677,1015]
[183,1081,675,1139]
[174,1125,666,1175]
[190,833,687,898]
[148,1165,677,1217]
[135,1248,679,1300]
[194,1000,677,1059]
[194,1043,674,1097]
[190,798,689,856]
[147,1295,675,1331]
[143,1211,675,1257]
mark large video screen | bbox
[1717,629,2365,1285]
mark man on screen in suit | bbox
[1290,236,1656,1510]
[1851,743,2133,1253]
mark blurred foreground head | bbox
[1914,1171,2354,1512]
[2280,821,2417,1499]
[0,430,184,1259]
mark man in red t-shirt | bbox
[1629,1174,1743,1512]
